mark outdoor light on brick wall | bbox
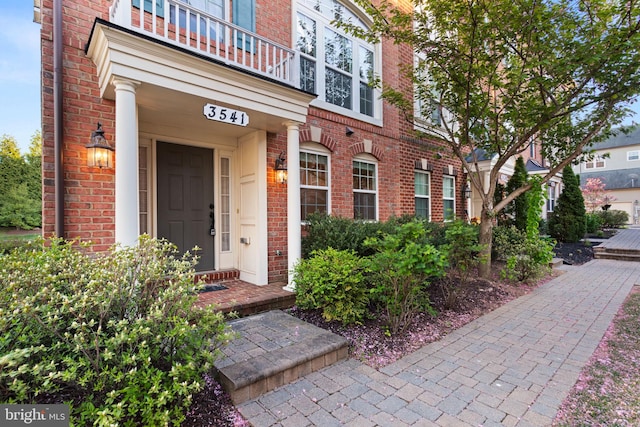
[463,183,472,199]
[86,122,114,168]
[275,151,287,184]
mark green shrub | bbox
[585,212,603,234]
[596,209,629,228]
[302,213,380,258]
[293,248,370,325]
[440,221,484,308]
[549,166,586,242]
[0,236,233,426]
[492,225,554,283]
[365,221,446,335]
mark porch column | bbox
[284,121,301,290]
[113,77,140,246]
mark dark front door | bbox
[157,142,214,270]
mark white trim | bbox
[300,143,332,219]
[353,155,378,221]
[443,175,456,221]
[415,170,431,221]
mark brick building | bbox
[38,0,465,286]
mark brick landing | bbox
[195,275,296,316]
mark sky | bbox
[0,2,639,155]
[0,2,41,154]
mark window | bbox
[443,176,455,221]
[628,150,640,161]
[133,0,164,16]
[300,150,330,221]
[585,155,605,169]
[547,183,556,212]
[296,0,378,119]
[138,146,150,234]
[415,171,430,220]
[220,157,231,251]
[353,159,377,220]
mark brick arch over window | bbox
[349,139,384,161]
[299,128,337,152]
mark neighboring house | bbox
[465,142,563,223]
[573,126,640,224]
[37,0,465,286]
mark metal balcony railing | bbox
[109,0,299,87]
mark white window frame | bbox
[353,155,378,221]
[295,0,382,126]
[443,175,456,221]
[300,144,331,222]
[547,183,556,212]
[628,150,640,161]
[584,155,606,169]
[415,171,431,221]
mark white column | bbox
[284,121,301,290]
[113,77,140,246]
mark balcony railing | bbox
[109,0,299,88]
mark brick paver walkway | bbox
[238,254,640,426]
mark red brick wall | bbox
[41,0,116,252]
[40,0,464,283]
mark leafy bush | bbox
[596,209,629,228]
[585,212,603,234]
[302,213,448,258]
[365,221,446,334]
[492,225,554,283]
[301,213,390,258]
[440,221,484,308]
[0,236,233,426]
[293,248,370,325]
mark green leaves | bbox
[293,248,370,325]
[0,236,232,424]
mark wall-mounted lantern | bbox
[86,122,114,168]
[275,151,287,184]
[462,183,472,199]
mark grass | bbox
[554,287,640,426]
[0,228,41,253]
[0,229,40,242]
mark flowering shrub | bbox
[293,248,370,325]
[0,236,233,426]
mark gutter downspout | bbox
[54,0,64,237]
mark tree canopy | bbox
[339,0,640,276]
[0,132,42,229]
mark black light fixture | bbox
[275,151,287,184]
[86,122,114,168]
[345,126,354,136]
[463,183,472,199]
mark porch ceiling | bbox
[86,20,316,136]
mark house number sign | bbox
[203,103,249,127]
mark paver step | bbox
[594,252,640,261]
[213,310,348,404]
[550,257,565,268]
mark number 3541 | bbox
[203,103,249,127]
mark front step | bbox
[593,247,640,261]
[214,310,348,404]
[195,269,240,283]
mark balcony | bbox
[109,0,299,88]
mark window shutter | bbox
[133,0,164,18]
[233,0,256,50]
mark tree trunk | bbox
[477,208,494,278]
